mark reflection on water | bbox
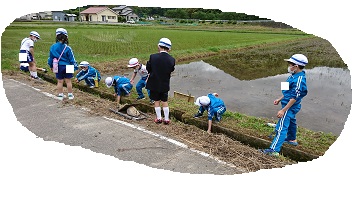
[170,61,351,136]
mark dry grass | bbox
[3,71,297,172]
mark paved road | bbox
[2,77,243,175]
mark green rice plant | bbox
[1,21,309,71]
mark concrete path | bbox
[2,77,243,175]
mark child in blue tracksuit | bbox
[105,76,133,107]
[260,54,308,156]
[75,61,101,88]
[194,93,226,133]
[127,58,153,104]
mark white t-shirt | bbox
[20,38,34,51]
[133,64,149,78]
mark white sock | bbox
[163,107,170,121]
[33,71,38,77]
[155,107,162,120]
[30,71,36,77]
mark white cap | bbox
[56,28,68,37]
[127,58,139,67]
[79,61,89,67]
[158,38,172,50]
[284,54,308,66]
[194,96,210,106]
[30,31,40,39]
[105,77,113,88]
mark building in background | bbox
[17,13,40,20]
[80,7,118,23]
[38,11,53,20]
[52,11,66,21]
[112,5,139,22]
[65,14,77,21]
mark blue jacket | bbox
[113,76,132,96]
[281,71,308,112]
[204,93,226,120]
[76,66,101,81]
[48,42,78,70]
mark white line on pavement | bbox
[7,78,242,172]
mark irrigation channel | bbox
[107,60,350,136]
[168,61,351,136]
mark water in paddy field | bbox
[170,61,352,136]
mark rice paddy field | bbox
[1,21,312,71]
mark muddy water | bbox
[169,61,351,136]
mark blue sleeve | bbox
[76,70,85,80]
[66,46,78,70]
[291,76,307,102]
[207,105,213,120]
[47,45,54,67]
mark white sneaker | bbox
[57,95,64,101]
[68,94,74,100]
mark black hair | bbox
[159,45,170,51]
[288,62,305,69]
[56,34,69,44]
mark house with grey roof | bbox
[112,5,139,21]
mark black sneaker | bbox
[194,113,203,118]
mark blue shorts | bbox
[117,83,133,96]
[55,65,74,80]
[20,63,29,72]
[19,50,34,63]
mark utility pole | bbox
[79,7,81,22]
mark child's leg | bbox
[136,79,145,98]
[85,77,95,87]
[28,61,38,78]
[270,110,293,152]
[286,116,297,141]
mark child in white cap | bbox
[127,58,154,104]
[194,93,226,133]
[47,28,78,100]
[259,53,308,157]
[19,31,43,79]
[146,38,175,125]
[75,61,101,88]
[105,76,133,108]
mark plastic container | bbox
[52,58,58,73]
